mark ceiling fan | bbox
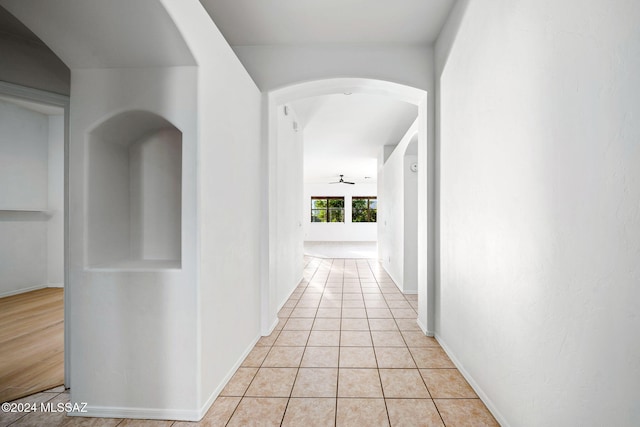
[330,174,355,185]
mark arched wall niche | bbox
[86,110,182,270]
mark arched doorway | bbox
[262,78,434,336]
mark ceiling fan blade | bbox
[345,181,355,185]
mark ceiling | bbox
[291,93,417,183]
[1,2,443,184]
[0,5,43,44]
[200,0,456,46]
[201,1,446,184]
[1,0,195,68]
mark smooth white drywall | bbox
[68,66,199,416]
[436,0,640,425]
[0,99,48,296]
[0,99,48,210]
[132,129,182,262]
[403,150,418,293]
[0,210,48,297]
[47,114,64,286]
[275,105,304,306]
[0,35,70,95]
[304,183,377,242]
[5,0,263,420]
[378,121,419,292]
[160,0,264,414]
[234,45,433,94]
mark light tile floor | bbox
[1,257,499,426]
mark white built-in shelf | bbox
[86,110,182,271]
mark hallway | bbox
[196,257,498,426]
[1,257,497,426]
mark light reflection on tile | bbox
[15,257,496,427]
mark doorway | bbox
[263,78,433,336]
[0,81,69,401]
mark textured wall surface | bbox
[436,0,640,425]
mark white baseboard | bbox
[277,275,303,311]
[0,284,47,298]
[265,317,280,336]
[381,265,403,292]
[195,333,262,421]
[70,333,263,422]
[68,405,202,422]
[435,334,509,427]
[416,318,434,337]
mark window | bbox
[311,197,344,222]
[352,197,377,222]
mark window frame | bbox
[310,196,345,223]
[351,196,377,223]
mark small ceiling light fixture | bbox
[283,105,289,116]
[293,121,299,132]
[364,176,372,179]
[343,92,352,95]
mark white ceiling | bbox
[0,5,43,44]
[200,1,444,184]
[1,0,195,68]
[200,0,456,46]
[291,93,417,183]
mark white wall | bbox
[234,45,433,94]
[378,121,418,293]
[0,99,48,210]
[68,66,199,416]
[161,0,265,415]
[4,0,265,420]
[131,128,182,262]
[275,105,304,306]
[435,1,640,426]
[304,182,377,242]
[403,151,418,293]
[0,99,63,297]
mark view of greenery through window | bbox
[352,197,377,222]
[311,197,345,222]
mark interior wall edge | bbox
[435,333,510,427]
[195,332,262,421]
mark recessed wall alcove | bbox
[87,110,182,270]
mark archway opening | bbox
[263,78,433,336]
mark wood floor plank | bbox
[0,288,64,403]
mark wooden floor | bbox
[0,288,64,403]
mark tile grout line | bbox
[334,257,342,427]
[280,256,321,426]
[367,257,449,426]
[362,258,394,426]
